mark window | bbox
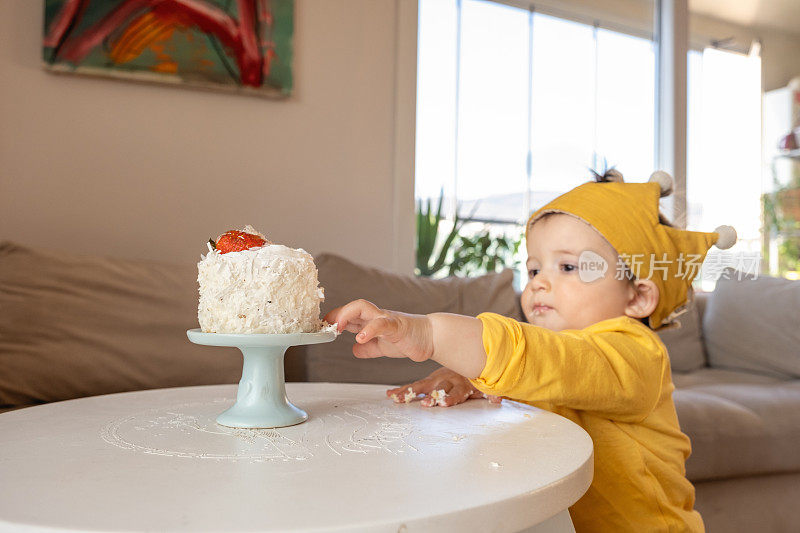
[415,0,657,281]
[687,46,762,290]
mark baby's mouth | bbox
[532,305,554,315]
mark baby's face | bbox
[521,213,634,331]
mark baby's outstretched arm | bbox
[324,299,488,379]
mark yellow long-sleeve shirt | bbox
[469,312,704,533]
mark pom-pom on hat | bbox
[528,170,736,331]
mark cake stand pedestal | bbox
[186,329,336,428]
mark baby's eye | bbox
[561,263,576,272]
[528,268,539,279]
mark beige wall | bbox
[761,33,800,91]
[0,0,409,271]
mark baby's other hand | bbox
[387,368,502,408]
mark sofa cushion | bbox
[672,367,784,389]
[305,253,523,385]
[0,241,261,409]
[693,290,708,320]
[692,472,800,533]
[703,268,800,379]
[656,293,707,373]
[674,377,800,482]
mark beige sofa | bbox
[667,289,800,533]
[1,241,799,532]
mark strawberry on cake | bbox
[197,226,330,334]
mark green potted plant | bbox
[416,190,522,278]
[762,180,800,275]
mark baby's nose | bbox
[529,273,551,291]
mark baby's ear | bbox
[625,279,659,320]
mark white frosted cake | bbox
[197,226,328,334]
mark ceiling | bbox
[690,0,800,36]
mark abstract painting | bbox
[43,0,293,97]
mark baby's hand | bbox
[324,299,434,362]
[387,368,503,408]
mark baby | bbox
[326,170,736,532]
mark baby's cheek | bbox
[520,289,535,323]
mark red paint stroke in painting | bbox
[257,0,273,77]
[47,0,266,87]
[43,0,89,49]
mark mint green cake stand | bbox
[186,329,336,429]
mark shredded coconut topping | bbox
[197,244,328,334]
[429,389,447,406]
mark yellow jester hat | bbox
[527,170,737,331]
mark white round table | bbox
[0,383,593,533]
